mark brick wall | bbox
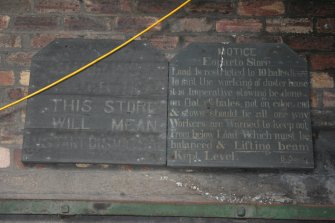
[0,0,334,168]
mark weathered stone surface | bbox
[22,39,167,165]
[167,43,313,168]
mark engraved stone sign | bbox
[22,39,167,165]
[167,43,313,168]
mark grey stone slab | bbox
[22,39,167,165]
[23,129,166,165]
[25,95,166,131]
[167,43,314,168]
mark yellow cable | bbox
[0,0,191,112]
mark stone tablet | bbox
[22,39,167,165]
[167,43,314,168]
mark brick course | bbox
[186,1,233,14]
[0,34,21,48]
[84,0,131,14]
[0,0,334,164]
[6,52,34,67]
[0,0,31,14]
[237,0,285,16]
[19,70,30,86]
[216,19,262,33]
[149,36,179,50]
[0,16,10,30]
[35,0,80,13]
[116,16,161,32]
[137,0,180,14]
[266,18,312,33]
[284,36,335,51]
[14,16,59,30]
[317,18,335,34]
[323,91,335,108]
[310,54,335,71]
[64,16,107,31]
[311,72,334,89]
[171,18,212,32]
[0,71,15,86]
[286,0,335,17]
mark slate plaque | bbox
[22,39,167,165]
[167,43,314,168]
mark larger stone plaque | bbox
[22,39,167,165]
[167,43,313,168]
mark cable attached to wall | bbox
[0,0,192,112]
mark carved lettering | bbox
[168,43,313,168]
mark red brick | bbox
[171,18,212,32]
[236,35,283,43]
[323,91,335,108]
[310,54,335,71]
[0,71,15,86]
[0,127,23,145]
[14,149,26,169]
[310,91,318,108]
[0,103,16,122]
[216,19,262,33]
[238,0,284,16]
[117,16,161,32]
[84,0,131,14]
[311,72,334,89]
[30,33,76,48]
[35,0,80,13]
[0,34,21,48]
[19,70,30,86]
[266,18,312,33]
[14,16,58,30]
[149,36,179,50]
[183,35,232,44]
[31,33,123,48]
[6,52,34,67]
[0,16,10,30]
[64,16,107,31]
[83,33,124,40]
[137,0,180,13]
[0,147,10,169]
[0,0,31,14]
[31,34,56,48]
[185,1,233,14]
[286,0,335,17]
[317,18,335,34]
[285,35,335,51]
[7,88,26,100]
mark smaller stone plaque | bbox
[167,43,314,168]
[22,40,167,165]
